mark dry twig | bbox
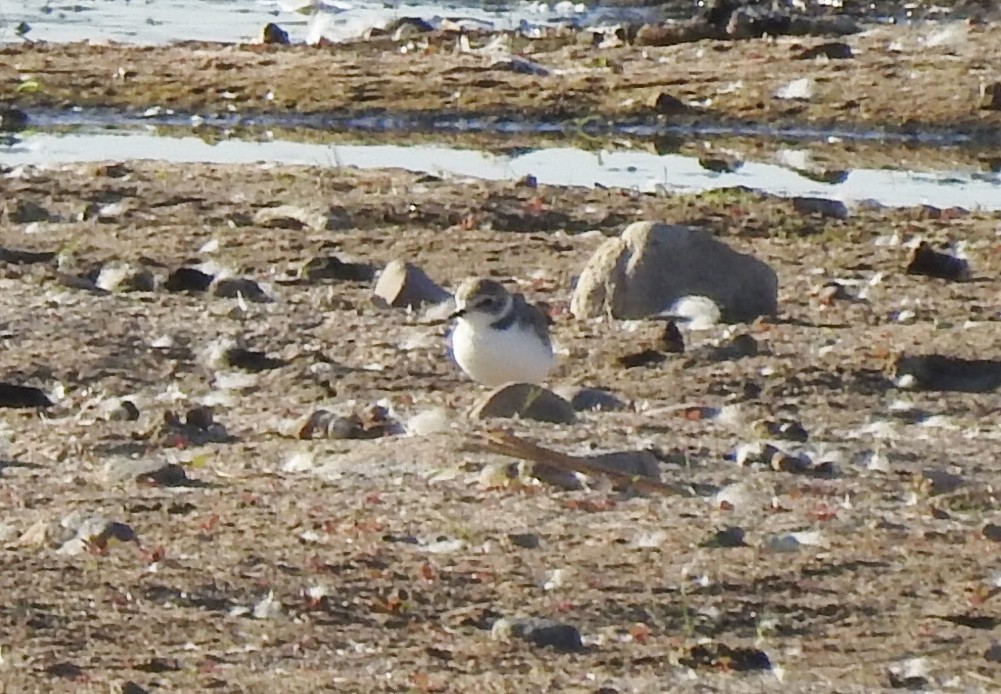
[470,429,688,496]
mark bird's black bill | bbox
[449,308,466,320]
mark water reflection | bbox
[2,128,999,210]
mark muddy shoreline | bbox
[2,20,1000,142]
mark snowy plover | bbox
[450,278,554,386]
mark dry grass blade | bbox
[471,429,688,496]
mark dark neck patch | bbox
[490,310,516,331]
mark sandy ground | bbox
[0,14,1001,693]
[0,159,999,692]
[1,21,1000,140]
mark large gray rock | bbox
[570,221,778,322]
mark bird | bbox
[449,277,555,387]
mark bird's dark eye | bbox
[477,297,499,310]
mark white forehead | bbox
[455,278,508,303]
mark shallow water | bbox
[0,0,643,45]
[22,106,995,147]
[3,128,999,210]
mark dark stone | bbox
[136,657,182,673]
[501,617,584,652]
[708,333,759,361]
[136,463,193,487]
[702,526,747,547]
[651,91,689,115]
[0,383,52,408]
[185,406,215,430]
[798,168,850,185]
[894,354,1001,393]
[212,277,270,302]
[98,163,132,178]
[661,321,685,353]
[508,533,541,549]
[635,19,712,46]
[44,662,85,680]
[224,347,285,372]
[165,267,214,292]
[261,23,290,45]
[618,349,666,369]
[681,642,771,671]
[568,388,628,412]
[8,200,52,224]
[0,247,56,264]
[110,399,141,421]
[981,82,1001,111]
[698,156,742,173]
[0,106,29,132]
[298,409,393,440]
[795,41,853,59]
[303,255,375,283]
[905,241,970,281]
[756,418,809,442]
[983,523,1001,542]
[792,197,849,220]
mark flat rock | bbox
[795,41,853,60]
[373,259,450,309]
[254,204,333,231]
[302,255,375,283]
[492,616,583,652]
[893,354,1001,392]
[212,277,271,302]
[7,200,53,224]
[634,19,713,46]
[571,221,778,322]
[529,446,661,492]
[792,196,850,219]
[471,383,576,424]
[589,450,662,480]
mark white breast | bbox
[451,319,554,386]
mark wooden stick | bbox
[470,429,688,496]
